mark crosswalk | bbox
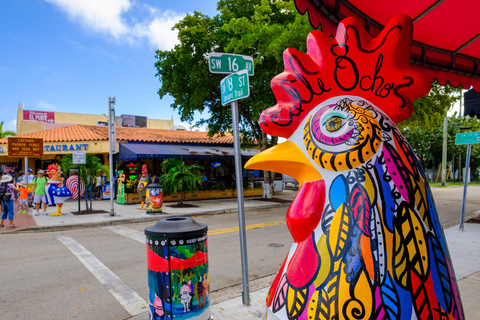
[55,221,287,318]
[57,234,148,316]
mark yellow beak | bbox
[245,140,322,187]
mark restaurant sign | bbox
[23,110,55,123]
[8,137,44,157]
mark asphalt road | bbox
[0,207,291,320]
[0,185,478,320]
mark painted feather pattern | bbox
[247,15,464,320]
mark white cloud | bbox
[45,0,184,50]
[36,101,59,111]
[45,0,131,39]
[3,119,17,133]
[133,10,184,50]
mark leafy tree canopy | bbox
[402,115,480,178]
[154,0,313,149]
[0,121,16,138]
[399,81,462,130]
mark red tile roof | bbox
[0,124,234,145]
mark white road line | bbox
[57,235,148,316]
[102,225,145,244]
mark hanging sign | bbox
[72,152,86,164]
[7,137,44,157]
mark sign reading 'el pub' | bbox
[8,137,44,157]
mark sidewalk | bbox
[1,190,297,233]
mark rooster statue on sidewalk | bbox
[245,15,464,320]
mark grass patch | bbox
[430,181,480,187]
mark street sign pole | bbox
[460,144,472,231]
[211,53,252,305]
[231,99,250,305]
[455,131,480,231]
[108,97,116,216]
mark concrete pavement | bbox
[2,188,480,320]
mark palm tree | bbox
[60,154,109,211]
[0,121,16,138]
[160,158,203,206]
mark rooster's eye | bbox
[323,114,345,132]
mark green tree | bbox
[0,121,16,138]
[402,115,480,181]
[160,159,203,206]
[399,81,462,130]
[59,154,109,211]
[154,0,313,196]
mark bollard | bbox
[146,183,163,214]
[145,217,210,320]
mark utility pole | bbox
[441,117,448,186]
[108,97,116,216]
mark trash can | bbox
[145,217,210,320]
[146,183,163,214]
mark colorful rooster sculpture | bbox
[245,15,464,320]
[45,163,72,216]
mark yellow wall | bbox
[16,107,174,134]
[147,118,174,129]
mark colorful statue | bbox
[116,170,126,204]
[45,164,72,216]
[246,15,464,320]
[137,164,149,210]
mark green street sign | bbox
[209,53,254,76]
[220,70,250,105]
[455,131,480,145]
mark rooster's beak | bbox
[245,140,322,187]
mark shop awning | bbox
[294,0,480,91]
[118,143,260,161]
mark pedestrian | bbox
[95,172,103,200]
[32,169,49,216]
[16,171,25,209]
[0,174,18,230]
[18,181,29,214]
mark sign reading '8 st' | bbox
[220,70,250,105]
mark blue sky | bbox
[0,0,219,133]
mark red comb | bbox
[260,14,430,138]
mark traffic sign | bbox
[7,137,43,157]
[220,70,250,105]
[209,53,254,76]
[72,152,86,164]
[455,131,480,145]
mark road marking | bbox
[208,220,286,235]
[57,235,148,316]
[103,220,286,242]
[103,225,145,243]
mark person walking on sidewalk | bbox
[32,170,49,216]
[0,174,18,230]
[18,181,29,214]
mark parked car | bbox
[283,174,299,189]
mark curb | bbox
[2,202,291,234]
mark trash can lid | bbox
[146,183,162,188]
[145,217,207,238]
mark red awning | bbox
[295,0,480,91]
[146,245,208,273]
[146,245,169,273]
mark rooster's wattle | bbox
[246,15,464,320]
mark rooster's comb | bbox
[47,163,59,172]
[260,14,430,138]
